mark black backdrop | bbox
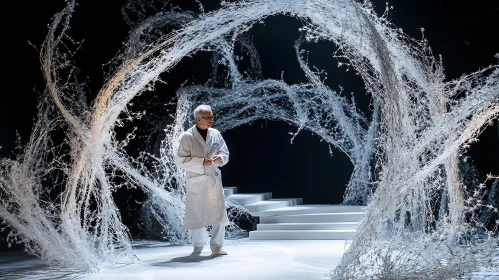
[1,0,498,248]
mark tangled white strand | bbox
[0,1,497,278]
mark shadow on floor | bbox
[151,253,220,267]
[131,241,178,250]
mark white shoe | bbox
[191,247,203,255]
[211,250,227,256]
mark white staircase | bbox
[224,186,366,240]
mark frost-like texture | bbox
[0,0,498,277]
[0,2,135,271]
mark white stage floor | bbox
[0,238,349,280]
[1,238,497,279]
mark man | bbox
[175,105,230,256]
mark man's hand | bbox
[212,155,223,164]
[203,158,213,166]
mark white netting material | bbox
[0,0,497,278]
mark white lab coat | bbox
[176,126,230,230]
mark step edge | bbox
[250,229,356,232]
[253,211,365,217]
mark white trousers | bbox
[191,223,225,251]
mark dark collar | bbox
[196,126,208,141]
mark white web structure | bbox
[174,35,379,205]
[0,0,498,278]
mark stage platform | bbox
[0,238,349,280]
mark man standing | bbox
[176,105,230,256]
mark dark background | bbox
[1,0,498,247]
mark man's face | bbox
[196,110,214,129]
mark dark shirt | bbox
[196,126,208,141]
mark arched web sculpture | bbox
[0,0,498,278]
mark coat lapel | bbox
[206,128,212,144]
